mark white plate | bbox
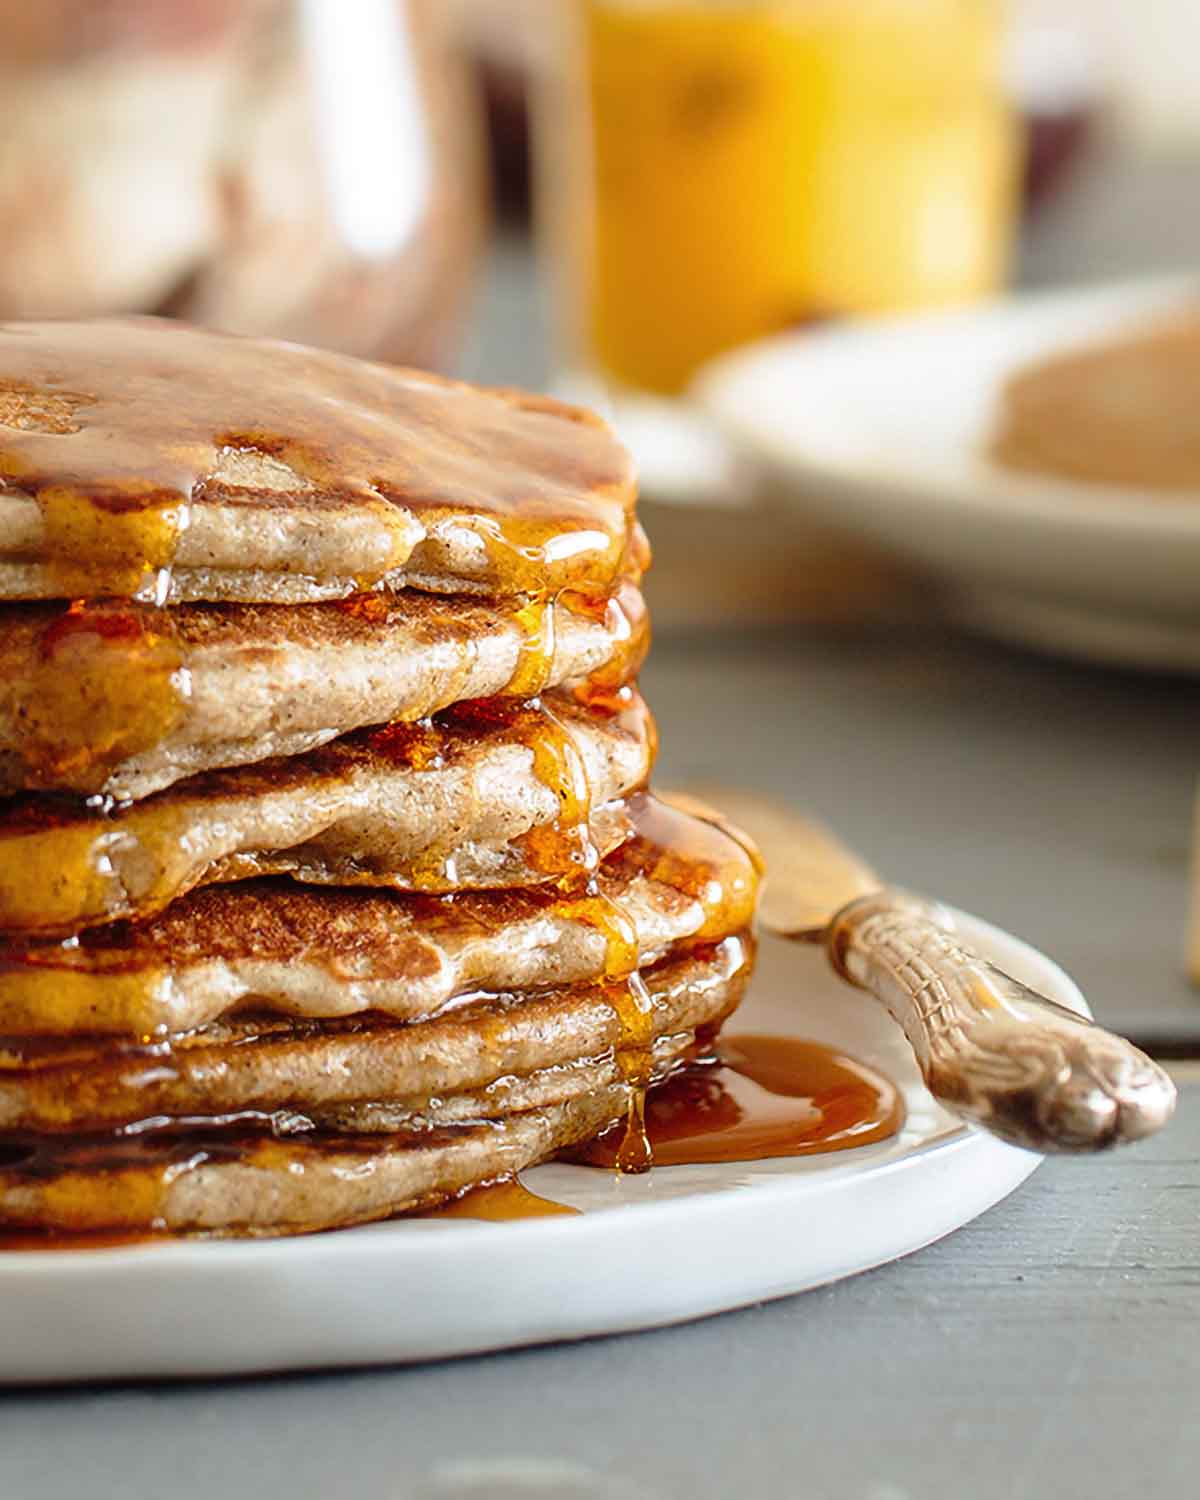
[0,912,1084,1384]
[696,275,1200,671]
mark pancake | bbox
[0,318,639,603]
[0,322,767,1243]
[0,690,655,938]
[0,580,647,798]
[311,1031,696,1134]
[0,795,760,1036]
[0,938,750,1236]
[0,936,752,1132]
[990,308,1200,492]
[0,1086,638,1239]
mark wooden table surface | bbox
[3,1079,1195,1500]
[645,626,1200,1048]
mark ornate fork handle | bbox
[827,892,1176,1153]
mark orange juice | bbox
[576,0,1020,394]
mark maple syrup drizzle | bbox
[507,593,559,699]
[40,488,189,602]
[18,601,190,789]
[515,698,599,879]
[0,320,636,601]
[570,1035,904,1169]
[7,574,646,799]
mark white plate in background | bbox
[0,912,1081,1384]
[697,275,1200,670]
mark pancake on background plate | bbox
[991,307,1200,492]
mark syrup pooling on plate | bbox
[0,1027,898,1237]
[571,1035,904,1168]
[0,319,636,601]
[432,1175,580,1221]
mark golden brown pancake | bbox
[0,690,655,938]
[0,1086,636,1239]
[0,937,751,1132]
[0,795,760,1037]
[0,317,639,603]
[0,581,647,798]
[0,938,754,1236]
[991,307,1200,492]
[0,322,765,1244]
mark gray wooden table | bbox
[645,625,1200,1048]
[2,1080,1196,1500]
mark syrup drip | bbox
[571,1035,904,1168]
[555,891,654,1173]
[507,593,558,699]
[0,320,636,601]
[40,488,188,602]
[460,513,572,704]
[431,1176,580,1221]
[515,698,598,880]
[19,601,189,788]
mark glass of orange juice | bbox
[547,0,1020,396]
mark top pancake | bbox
[0,318,639,603]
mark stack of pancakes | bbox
[0,319,760,1239]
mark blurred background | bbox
[4,0,1200,1039]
